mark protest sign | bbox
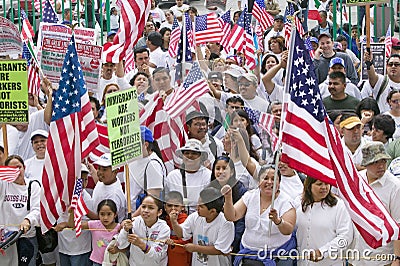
[40,37,102,92]
[106,87,142,168]
[0,17,22,56]
[37,23,97,47]
[0,60,28,124]
[346,0,388,6]
[361,43,386,80]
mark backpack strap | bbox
[208,135,217,160]
[27,180,41,211]
[180,167,187,199]
[376,75,389,102]
[143,158,165,192]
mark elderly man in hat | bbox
[165,139,211,214]
[352,141,400,266]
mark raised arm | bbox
[221,185,247,222]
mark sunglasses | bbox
[387,62,400,67]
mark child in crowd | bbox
[66,199,121,266]
[168,187,235,266]
[117,195,170,266]
[163,191,192,266]
[109,7,119,31]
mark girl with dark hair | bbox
[355,97,380,136]
[296,176,353,265]
[384,90,400,139]
[371,114,396,145]
[159,27,171,52]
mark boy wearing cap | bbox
[353,141,400,265]
[319,57,362,100]
[25,130,48,183]
[339,113,370,170]
[164,139,212,214]
[92,153,127,222]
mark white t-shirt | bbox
[241,189,293,250]
[129,152,166,210]
[342,137,369,167]
[234,159,259,190]
[169,4,189,18]
[149,47,167,68]
[220,92,270,112]
[384,111,400,140]
[181,212,234,266]
[280,173,303,201]
[150,7,166,25]
[0,124,19,155]
[257,82,284,103]
[25,156,45,183]
[165,167,211,213]
[94,75,117,102]
[92,179,126,223]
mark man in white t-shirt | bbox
[169,0,189,21]
[147,31,167,68]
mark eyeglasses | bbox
[238,82,251,87]
[387,62,400,67]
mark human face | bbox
[278,161,295,177]
[214,160,232,186]
[259,169,279,196]
[197,198,211,218]
[98,205,117,228]
[135,51,149,67]
[165,12,173,23]
[269,40,281,54]
[134,75,149,94]
[387,58,400,79]
[7,158,25,182]
[31,136,47,159]
[328,77,346,99]
[319,12,327,23]
[371,125,387,143]
[153,72,171,92]
[106,85,119,95]
[388,92,400,112]
[187,118,208,140]
[319,36,334,55]
[141,197,162,226]
[233,13,240,23]
[265,57,278,71]
[238,79,256,100]
[273,19,284,31]
[339,40,348,51]
[222,134,232,152]
[90,101,99,119]
[366,159,387,182]
[226,102,243,115]
[102,63,115,79]
[96,165,117,185]
[329,65,345,74]
[165,198,184,215]
[213,61,225,72]
[175,0,183,7]
[351,28,358,39]
[342,124,362,146]
[232,115,247,129]
[28,93,34,106]
[163,30,171,43]
[224,74,238,92]
[182,150,202,171]
[311,180,330,202]
[271,104,282,123]
[311,41,318,51]
[208,42,221,54]
[209,79,222,90]
[145,22,155,34]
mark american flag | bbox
[218,10,231,52]
[164,62,209,118]
[175,19,193,86]
[42,0,59,23]
[124,49,135,74]
[228,8,256,70]
[252,0,274,32]
[0,166,20,183]
[103,0,151,63]
[283,3,304,47]
[22,44,41,95]
[70,178,89,237]
[185,12,194,49]
[281,29,400,249]
[89,123,110,161]
[305,37,315,59]
[385,25,392,59]
[244,107,278,152]
[140,94,186,172]
[40,35,99,231]
[195,13,223,44]
[21,10,35,42]
[168,17,181,58]
[34,0,55,12]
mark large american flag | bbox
[195,13,223,44]
[252,0,274,32]
[385,25,392,59]
[40,35,99,231]
[281,29,400,248]
[34,0,55,12]
[228,8,256,70]
[103,0,151,63]
[71,178,89,237]
[22,44,41,96]
[244,107,278,152]
[42,0,59,23]
[168,17,181,58]
[21,10,35,42]
[164,62,209,118]
[0,166,20,183]
[218,10,231,52]
[124,49,135,74]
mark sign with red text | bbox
[0,17,22,56]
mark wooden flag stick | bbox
[1,124,8,159]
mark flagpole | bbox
[125,164,132,223]
[182,13,187,82]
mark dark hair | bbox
[319,10,328,17]
[328,71,346,84]
[153,67,170,77]
[148,140,165,165]
[268,36,286,53]
[261,54,279,74]
[372,114,396,140]
[258,165,281,182]
[188,6,198,15]
[97,199,118,214]
[199,187,224,213]
[387,54,400,63]
[165,191,184,204]
[336,35,347,43]
[301,176,337,212]
[226,96,244,107]
[230,112,259,161]
[143,195,163,210]
[129,72,151,87]
[355,97,380,118]
[134,47,149,60]
[327,110,342,122]
[89,96,100,111]
[159,27,171,38]
[5,155,24,167]
[339,112,359,123]
[386,90,400,103]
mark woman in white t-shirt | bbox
[222,165,297,265]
